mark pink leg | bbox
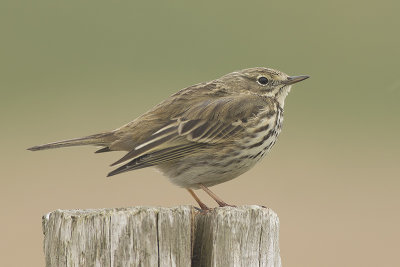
[199,184,236,207]
[187,189,210,211]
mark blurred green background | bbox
[1,1,399,266]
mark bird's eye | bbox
[257,76,269,85]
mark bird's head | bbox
[220,67,309,107]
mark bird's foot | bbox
[217,201,237,208]
[192,202,212,213]
[194,205,212,213]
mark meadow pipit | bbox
[28,67,309,210]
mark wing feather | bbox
[108,143,206,176]
[110,94,270,169]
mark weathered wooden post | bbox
[43,206,281,267]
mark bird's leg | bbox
[187,189,210,211]
[199,184,236,207]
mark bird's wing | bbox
[107,143,207,176]
[108,94,269,175]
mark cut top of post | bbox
[43,206,281,267]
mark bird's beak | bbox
[283,75,310,85]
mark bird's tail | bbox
[27,132,116,151]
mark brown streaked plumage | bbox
[28,67,309,210]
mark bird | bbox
[28,67,309,210]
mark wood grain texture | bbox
[42,207,193,267]
[43,206,280,267]
[193,206,281,267]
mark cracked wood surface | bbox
[43,206,281,267]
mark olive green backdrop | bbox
[1,1,399,266]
